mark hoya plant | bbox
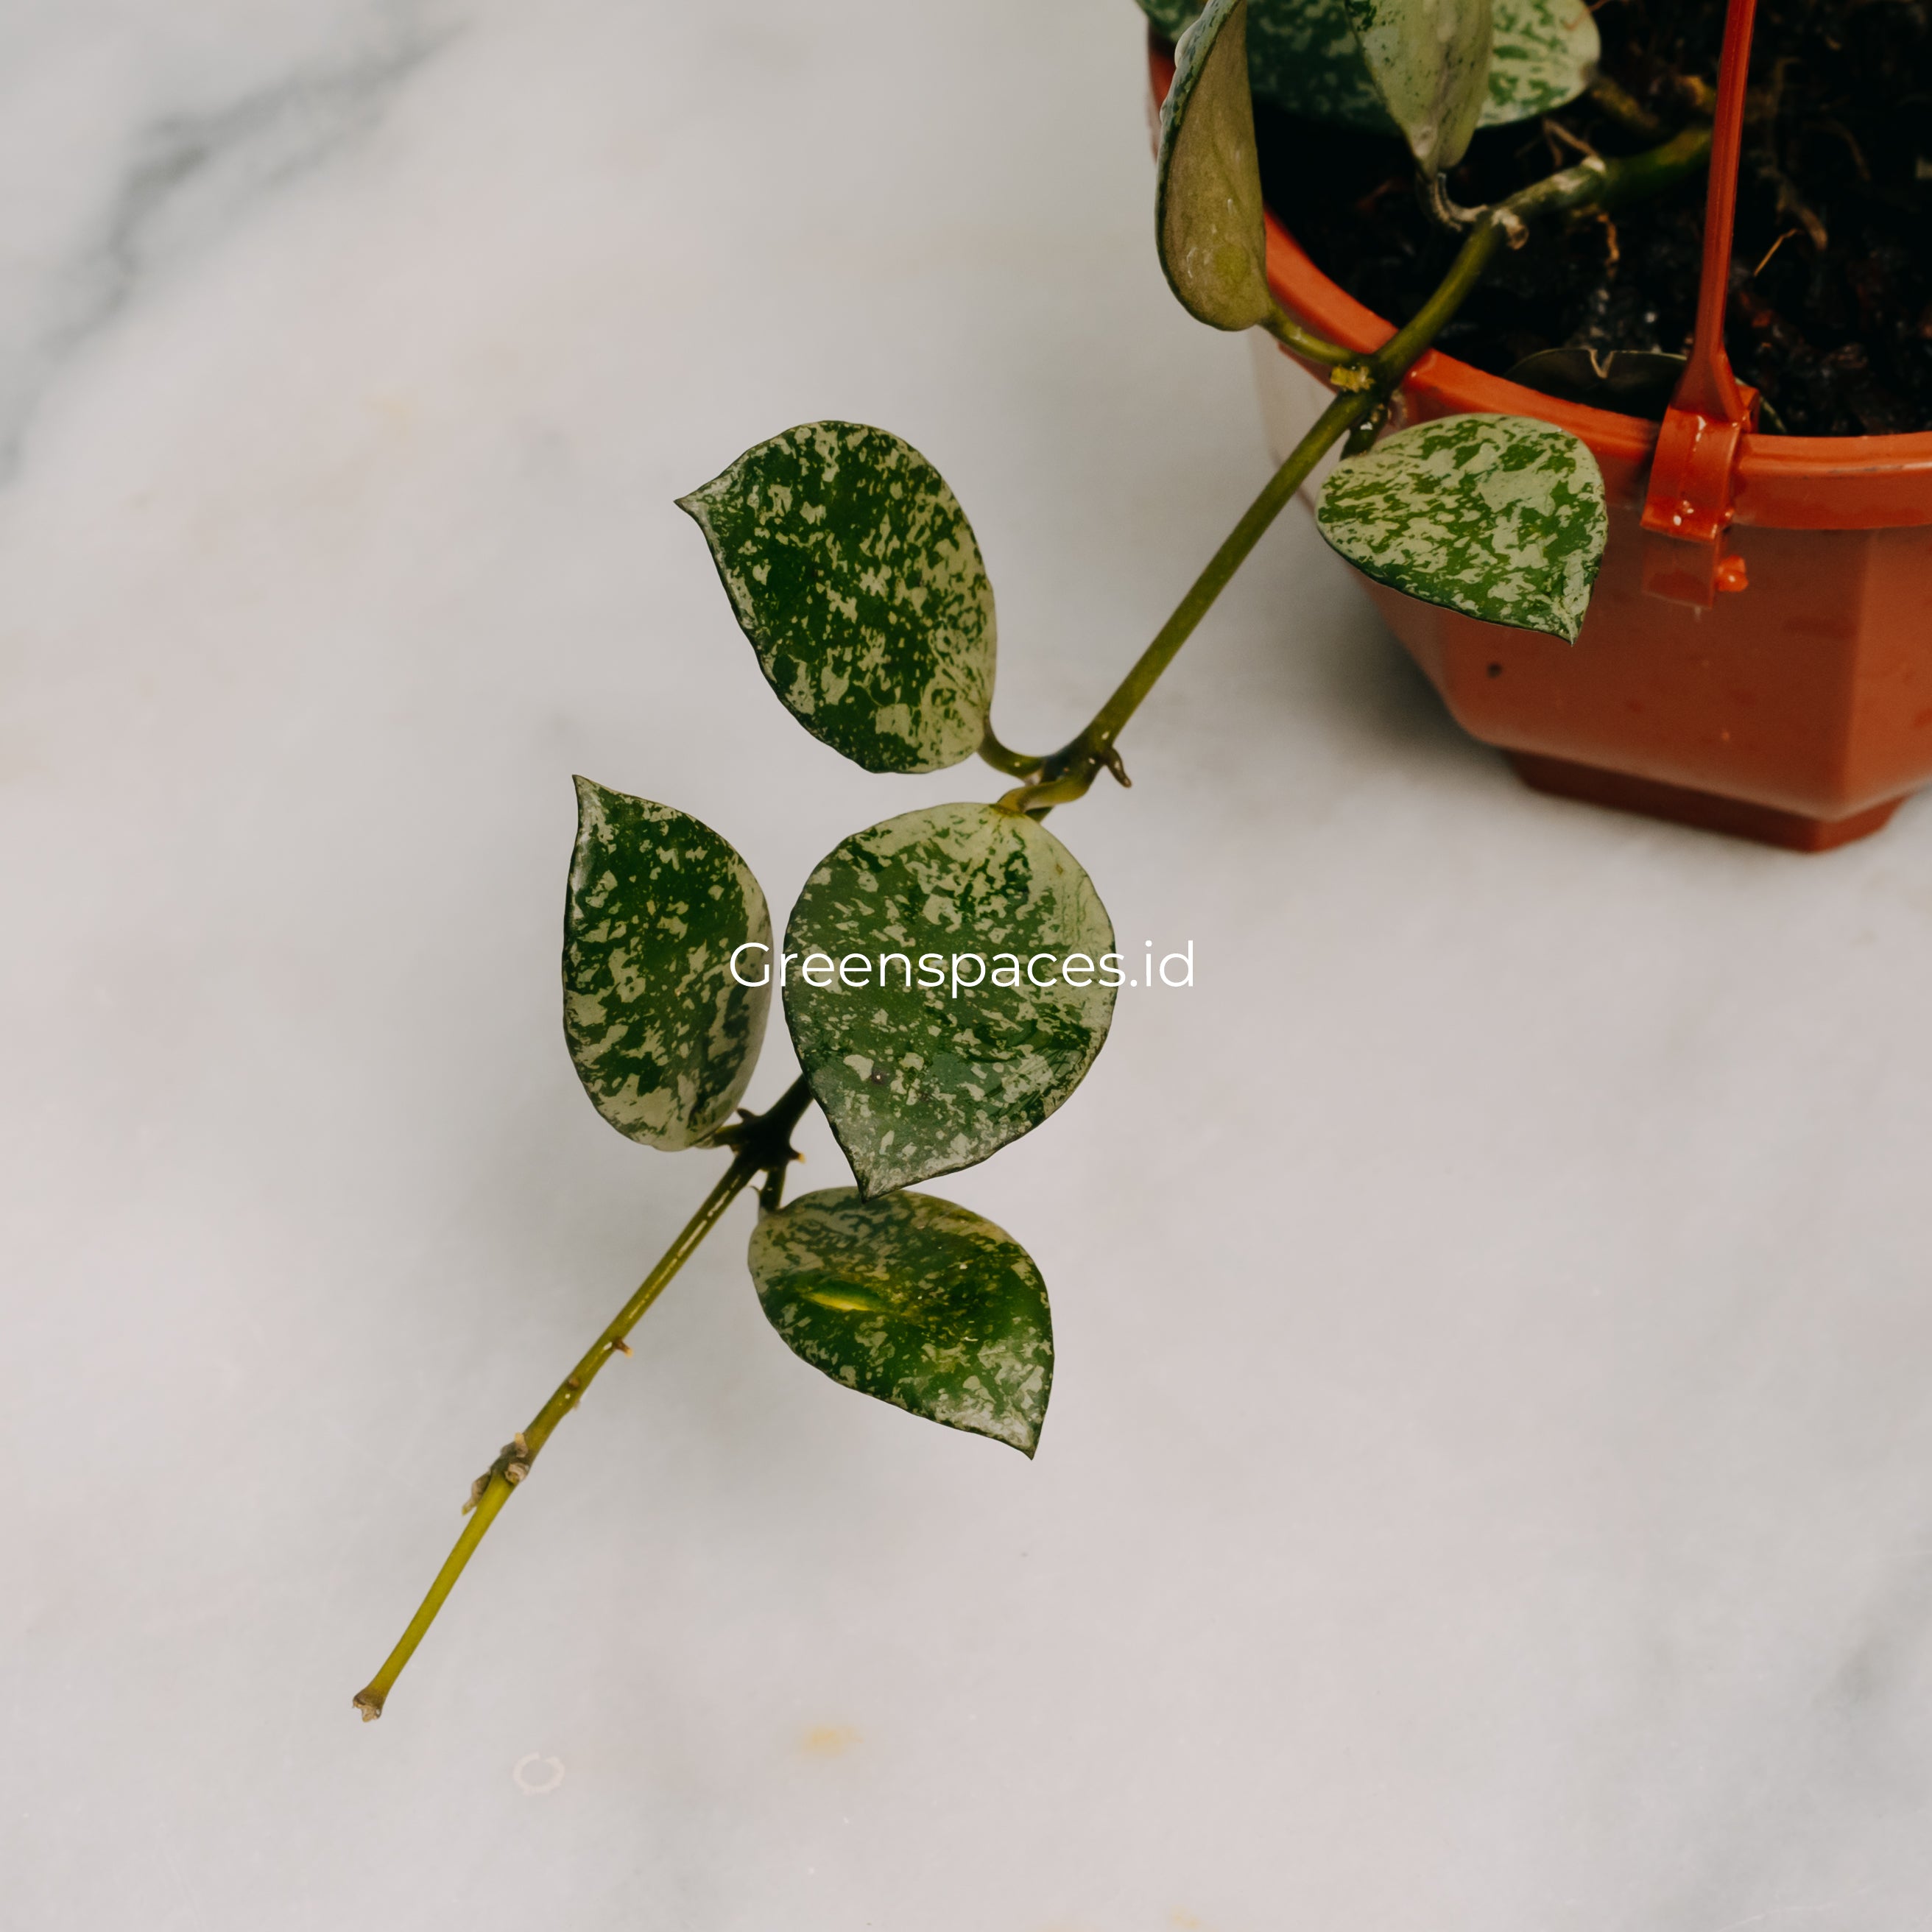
[353,0,1714,1721]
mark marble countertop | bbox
[6,1,1932,1926]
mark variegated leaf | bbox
[679,423,995,775]
[563,778,771,1150]
[1156,0,1272,331]
[1478,0,1597,125]
[748,1188,1053,1456]
[783,803,1116,1198]
[1341,0,1492,176]
[1143,0,1595,135]
[1316,414,1607,644]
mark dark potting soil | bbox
[1255,0,1932,435]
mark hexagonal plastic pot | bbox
[1152,38,1932,852]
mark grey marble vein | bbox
[0,8,453,481]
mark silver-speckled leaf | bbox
[1341,0,1492,175]
[1156,0,1272,331]
[1478,0,1596,125]
[679,423,995,775]
[1316,414,1607,644]
[1142,0,1593,135]
[748,1187,1053,1456]
[783,803,1115,1198]
[563,778,771,1149]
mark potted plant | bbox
[1146,0,1932,850]
[354,0,1819,1723]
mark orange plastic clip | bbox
[1640,0,1760,607]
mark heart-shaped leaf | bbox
[749,1187,1053,1456]
[1341,0,1492,177]
[679,423,995,775]
[1316,413,1607,644]
[1156,0,1272,332]
[783,803,1116,1197]
[1143,0,1594,136]
[563,778,772,1149]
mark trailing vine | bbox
[354,0,1713,1722]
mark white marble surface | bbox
[6,2,1932,1926]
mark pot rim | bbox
[1148,34,1932,528]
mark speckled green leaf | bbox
[1156,0,1272,331]
[749,1188,1053,1456]
[783,803,1115,1198]
[1316,414,1607,644]
[1341,0,1492,174]
[678,423,995,775]
[563,778,771,1150]
[1478,0,1596,125]
[1142,0,1595,134]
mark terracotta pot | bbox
[1151,39,1932,850]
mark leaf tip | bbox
[674,474,730,539]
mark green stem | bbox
[1006,386,1375,813]
[1260,303,1358,370]
[353,1076,814,1722]
[978,721,1049,779]
[994,122,1713,815]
